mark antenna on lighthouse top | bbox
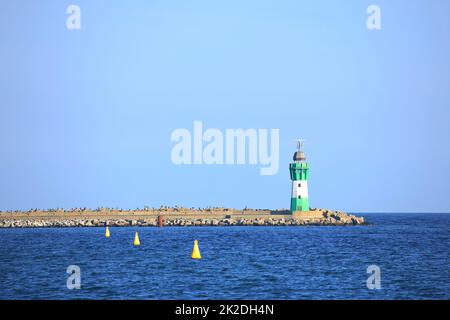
[296,139,305,151]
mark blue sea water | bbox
[0,213,448,300]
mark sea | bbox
[0,213,448,299]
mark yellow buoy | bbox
[105,226,110,238]
[133,231,140,246]
[191,240,202,259]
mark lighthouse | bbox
[290,140,310,213]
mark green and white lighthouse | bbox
[290,140,310,213]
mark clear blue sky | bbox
[0,0,449,212]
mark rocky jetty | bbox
[0,207,364,228]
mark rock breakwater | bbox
[0,208,364,228]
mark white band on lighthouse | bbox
[291,181,309,199]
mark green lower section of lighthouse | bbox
[291,197,309,212]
